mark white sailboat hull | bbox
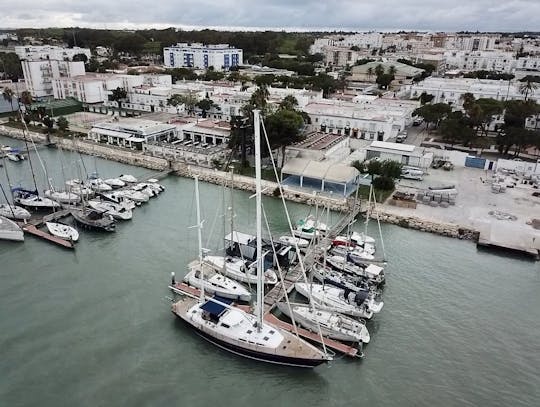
[0,215,24,241]
[183,263,252,302]
[279,235,309,248]
[204,255,278,285]
[44,190,81,204]
[295,283,374,319]
[277,302,370,343]
[0,204,31,220]
[45,222,79,241]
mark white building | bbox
[172,118,231,146]
[366,141,432,168]
[15,45,91,61]
[163,43,243,71]
[22,59,85,98]
[444,50,540,74]
[310,33,383,55]
[303,97,419,141]
[409,77,539,105]
[88,119,176,149]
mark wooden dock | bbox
[21,224,74,249]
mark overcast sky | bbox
[0,0,538,32]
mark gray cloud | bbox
[0,0,538,31]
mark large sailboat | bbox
[171,111,331,367]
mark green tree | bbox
[279,95,298,111]
[2,87,15,113]
[196,98,219,118]
[419,92,434,105]
[254,75,275,87]
[265,108,305,167]
[439,111,475,146]
[374,64,384,77]
[110,87,127,111]
[376,73,394,89]
[380,159,403,179]
[167,92,199,116]
[19,90,33,110]
[387,65,397,76]
[56,116,69,132]
[366,66,374,80]
[414,103,452,129]
[519,79,538,101]
[72,53,88,63]
[367,159,382,180]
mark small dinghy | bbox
[103,178,125,189]
[45,222,79,242]
[0,215,24,241]
[279,235,309,249]
[0,204,31,220]
[119,174,138,183]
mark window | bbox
[263,336,269,341]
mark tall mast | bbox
[254,109,264,331]
[194,176,205,302]
[229,166,234,239]
[19,110,39,194]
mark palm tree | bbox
[374,64,384,77]
[519,80,538,101]
[20,90,33,111]
[388,65,397,76]
[366,67,374,81]
[2,87,15,113]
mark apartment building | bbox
[163,43,243,71]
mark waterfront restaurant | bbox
[281,158,360,196]
[88,119,176,150]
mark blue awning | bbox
[200,296,233,318]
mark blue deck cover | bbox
[201,296,234,317]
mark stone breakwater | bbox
[373,211,479,241]
[1,128,481,241]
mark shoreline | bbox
[0,127,481,244]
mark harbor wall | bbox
[1,127,480,241]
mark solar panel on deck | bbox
[200,296,234,317]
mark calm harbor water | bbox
[1,135,539,407]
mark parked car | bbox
[396,134,407,143]
[413,118,423,126]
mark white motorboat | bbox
[312,263,369,293]
[333,235,376,254]
[44,190,81,204]
[204,255,278,285]
[0,204,31,221]
[65,179,82,188]
[0,215,24,241]
[131,183,157,198]
[45,222,79,242]
[119,174,138,183]
[293,225,319,240]
[297,215,327,233]
[115,189,149,203]
[88,178,112,192]
[277,302,370,343]
[70,185,94,198]
[6,152,24,162]
[326,255,385,285]
[100,192,137,209]
[13,189,61,210]
[88,200,133,220]
[181,260,252,302]
[103,178,125,189]
[278,235,309,249]
[295,283,381,319]
[350,231,376,245]
[330,244,375,261]
[146,178,165,191]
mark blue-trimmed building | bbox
[163,43,243,71]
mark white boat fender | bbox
[171,272,176,285]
